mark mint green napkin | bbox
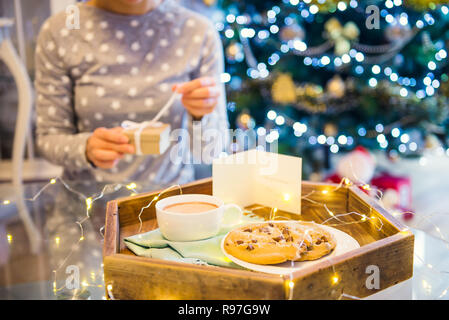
[124,214,264,268]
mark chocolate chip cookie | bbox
[223,221,336,265]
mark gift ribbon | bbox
[121,92,180,155]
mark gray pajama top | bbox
[34,0,228,185]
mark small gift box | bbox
[123,122,171,155]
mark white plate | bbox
[221,221,360,275]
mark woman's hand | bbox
[86,127,134,169]
[173,76,220,119]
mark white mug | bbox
[155,194,242,241]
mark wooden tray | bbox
[103,178,414,300]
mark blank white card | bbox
[212,150,302,215]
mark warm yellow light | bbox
[322,190,328,194]
[240,114,250,124]
[288,280,295,289]
[91,271,96,280]
[7,234,12,244]
[85,197,93,210]
[3,200,10,205]
[79,236,85,241]
[331,274,340,285]
[107,284,113,291]
[362,184,371,191]
[283,193,291,201]
[55,237,60,245]
[343,178,352,186]
[422,279,431,291]
[81,280,89,287]
[154,196,159,201]
[50,178,57,184]
[53,281,57,292]
[273,207,278,213]
[361,215,367,221]
[126,182,137,190]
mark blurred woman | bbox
[35,0,228,184]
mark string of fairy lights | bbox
[278,177,386,300]
[277,177,447,300]
[1,172,448,300]
[1,177,137,297]
[137,184,182,233]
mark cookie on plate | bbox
[223,221,336,265]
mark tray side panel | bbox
[245,181,349,224]
[284,232,414,299]
[104,200,120,257]
[301,181,348,214]
[103,254,286,300]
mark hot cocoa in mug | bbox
[155,194,242,241]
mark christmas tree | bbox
[212,0,449,177]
